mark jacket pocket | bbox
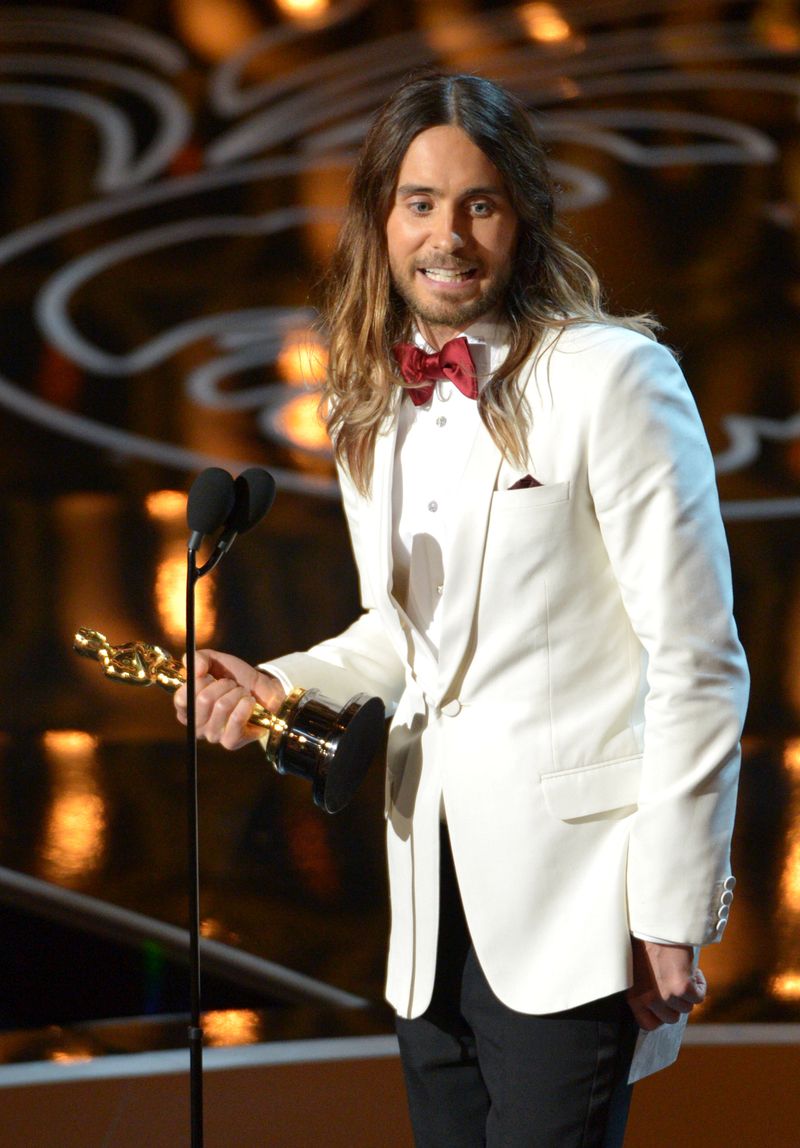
[540,754,642,821]
[490,480,570,510]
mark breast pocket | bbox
[490,480,571,512]
[486,481,572,554]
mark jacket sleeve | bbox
[585,334,749,945]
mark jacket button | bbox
[723,875,737,891]
[721,890,734,907]
[440,699,461,717]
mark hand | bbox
[626,938,707,1031]
[173,649,286,751]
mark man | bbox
[175,73,749,1147]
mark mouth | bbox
[418,266,478,284]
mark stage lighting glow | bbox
[752,7,800,53]
[155,552,216,646]
[273,392,330,453]
[771,972,800,999]
[146,489,217,645]
[784,739,800,774]
[145,489,188,522]
[174,0,260,61]
[204,1008,261,1046]
[275,0,331,20]
[276,329,329,387]
[518,3,572,43]
[40,731,106,886]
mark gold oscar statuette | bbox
[74,628,385,813]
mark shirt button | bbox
[436,416,447,428]
[428,500,438,512]
[436,584,444,595]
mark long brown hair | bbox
[320,72,657,494]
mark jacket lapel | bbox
[370,401,399,603]
[365,396,419,659]
[435,416,504,696]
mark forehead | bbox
[395,124,506,191]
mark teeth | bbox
[423,268,471,282]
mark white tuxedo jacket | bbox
[267,323,749,1029]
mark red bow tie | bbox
[392,337,478,406]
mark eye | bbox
[469,200,495,217]
[408,199,433,215]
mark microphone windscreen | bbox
[230,468,276,533]
[186,467,236,536]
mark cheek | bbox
[475,222,517,269]
[495,228,519,266]
[386,214,419,264]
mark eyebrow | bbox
[395,183,506,198]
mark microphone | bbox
[215,468,277,557]
[186,467,236,551]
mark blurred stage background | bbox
[0,0,799,1143]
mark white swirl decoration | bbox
[0,1,796,512]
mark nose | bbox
[430,208,465,252]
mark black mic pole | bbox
[183,466,237,1148]
[185,541,204,1148]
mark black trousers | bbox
[395,827,637,1148]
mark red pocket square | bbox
[508,475,542,490]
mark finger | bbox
[219,694,258,751]
[666,974,705,1007]
[627,998,663,1031]
[194,674,238,712]
[196,679,245,739]
[689,967,707,1002]
[175,674,222,722]
[646,999,685,1025]
[665,996,695,1015]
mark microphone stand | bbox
[185,539,229,1148]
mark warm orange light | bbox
[771,972,800,1000]
[204,1009,261,1047]
[779,741,800,912]
[200,916,239,943]
[154,553,216,647]
[145,489,188,523]
[41,731,106,885]
[784,739,800,775]
[276,330,329,387]
[779,832,800,913]
[173,0,260,61]
[519,2,572,43]
[48,1048,94,1064]
[274,392,330,453]
[274,0,330,19]
[752,10,800,53]
[42,730,98,756]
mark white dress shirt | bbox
[391,319,510,655]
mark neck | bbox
[414,320,462,351]
[414,310,506,351]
